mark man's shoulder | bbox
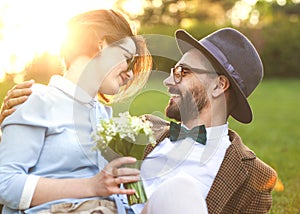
[142,114,170,158]
[143,114,170,142]
[228,129,277,190]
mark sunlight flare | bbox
[0,0,116,81]
[122,0,145,16]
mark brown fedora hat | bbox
[175,28,263,123]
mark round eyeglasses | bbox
[171,65,215,84]
[126,54,139,73]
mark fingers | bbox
[4,79,34,107]
[0,80,34,125]
[112,176,139,195]
[5,80,34,105]
[92,157,141,196]
[106,157,140,185]
[115,186,136,195]
[0,105,16,125]
[1,108,16,118]
[109,156,137,169]
[113,167,140,177]
[3,80,33,109]
[4,95,29,110]
[0,94,30,124]
[114,175,140,185]
[112,166,140,184]
[12,79,35,90]
[7,88,32,99]
[106,157,140,177]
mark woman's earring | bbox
[96,44,103,57]
[98,40,104,51]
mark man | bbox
[136,28,277,214]
[0,28,277,214]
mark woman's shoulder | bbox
[30,83,53,98]
[17,83,53,109]
[31,83,48,93]
[1,83,54,127]
[29,82,65,105]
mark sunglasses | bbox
[126,54,139,73]
[171,65,215,84]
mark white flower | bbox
[92,111,156,150]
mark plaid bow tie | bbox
[169,121,207,145]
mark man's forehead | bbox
[177,48,215,71]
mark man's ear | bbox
[212,75,230,98]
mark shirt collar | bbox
[181,123,229,141]
[48,75,96,106]
[206,123,229,141]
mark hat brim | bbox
[175,29,252,123]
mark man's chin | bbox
[165,105,181,122]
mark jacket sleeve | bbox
[244,164,277,214]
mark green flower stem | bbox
[124,180,147,205]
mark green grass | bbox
[229,79,300,214]
[0,77,299,213]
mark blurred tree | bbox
[116,0,300,27]
[117,0,234,26]
[1,0,300,82]
[24,53,63,84]
[272,0,300,17]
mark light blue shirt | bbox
[0,75,126,213]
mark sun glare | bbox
[0,0,117,81]
[122,0,144,17]
[228,0,261,27]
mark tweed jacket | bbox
[143,114,277,214]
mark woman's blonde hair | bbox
[60,9,152,103]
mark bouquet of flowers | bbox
[92,112,156,205]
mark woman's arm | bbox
[0,123,139,208]
[31,157,139,207]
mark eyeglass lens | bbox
[126,55,137,72]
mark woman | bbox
[0,9,152,214]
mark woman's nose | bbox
[126,69,134,80]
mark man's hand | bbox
[0,80,34,125]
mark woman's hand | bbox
[0,80,34,125]
[90,156,140,196]
[31,157,140,206]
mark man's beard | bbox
[165,85,209,122]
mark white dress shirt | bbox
[131,123,231,213]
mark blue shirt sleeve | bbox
[0,86,49,209]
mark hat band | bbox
[201,39,247,95]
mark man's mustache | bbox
[168,87,182,96]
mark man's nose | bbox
[163,72,176,86]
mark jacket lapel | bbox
[143,114,170,158]
[206,130,256,213]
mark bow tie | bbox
[169,121,207,145]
